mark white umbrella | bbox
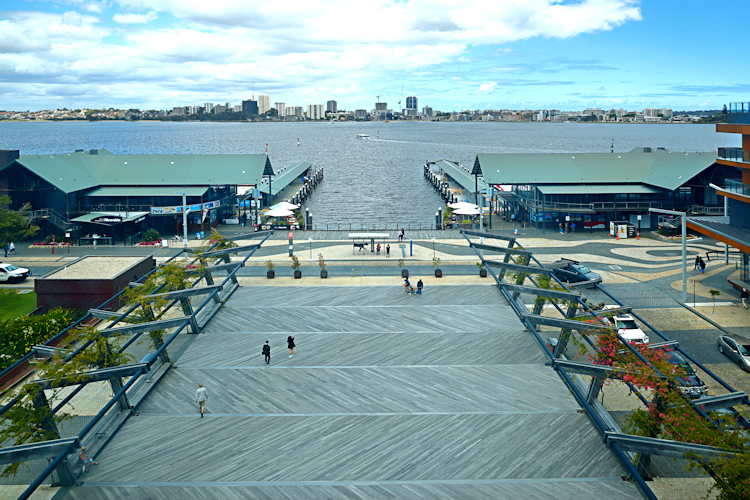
[448,201,478,209]
[453,206,480,215]
[269,201,299,210]
[264,207,295,217]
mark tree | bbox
[722,104,728,114]
[0,196,38,247]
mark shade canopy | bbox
[269,201,300,210]
[71,211,149,225]
[448,201,479,209]
[263,207,295,217]
[453,207,480,215]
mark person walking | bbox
[287,335,295,357]
[417,278,423,295]
[376,243,381,255]
[386,244,390,258]
[8,242,15,255]
[398,229,404,242]
[699,257,706,274]
[262,341,271,364]
[195,383,208,418]
[559,223,563,234]
[742,288,749,310]
[694,255,700,270]
[571,222,575,233]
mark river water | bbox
[0,121,737,226]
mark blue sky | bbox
[0,0,748,112]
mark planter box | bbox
[401,269,409,278]
[320,270,328,279]
[435,269,442,278]
[294,270,302,279]
[480,269,488,278]
[267,270,275,279]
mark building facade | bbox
[307,104,324,120]
[257,94,270,114]
[242,100,259,115]
[275,102,286,117]
[406,96,418,116]
[327,100,337,113]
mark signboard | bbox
[91,215,123,224]
[150,200,221,215]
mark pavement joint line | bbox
[84,477,624,487]
[135,410,580,417]
[173,364,544,369]
[194,330,522,335]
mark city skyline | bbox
[1,1,749,112]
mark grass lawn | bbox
[0,290,37,322]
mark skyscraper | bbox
[257,94,270,114]
[327,100,337,113]
[204,102,214,114]
[406,96,418,116]
[307,104,324,120]
[275,102,286,117]
[242,99,258,116]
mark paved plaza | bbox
[51,284,639,499]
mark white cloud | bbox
[474,82,498,95]
[113,11,158,24]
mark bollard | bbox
[410,239,413,257]
[288,232,293,256]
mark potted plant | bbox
[291,255,302,279]
[266,260,275,279]
[432,257,442,278]
[398,258,408,278]
[318,253,327,279]
[477,261,487,278]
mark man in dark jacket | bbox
[262,341,271,364]
[416,279,423,295]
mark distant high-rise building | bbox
[257,94,270,114]
[307,104,324,120]
[275,102,286,117]
[172,107,186,116]
[422,106,433,117]
[355,109,367,119]
[293,106,303,117]
[406,96,418,114]
[375,102,387,111]
[213,104,227,114]
[204,102,214,114]
[327,100,337,113]
[233,105,242,113]
[187,105,200,115]
[242,100,259,115]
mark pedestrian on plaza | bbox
[386,244,390,258]
[417,278,423,295]
[694,255,700,270]
[78,446,99,472]
[262,341,271,364]
[376,243,381,255]
[399,229,404,242]
[742,288,749,309]
[559,223,563,234]
[287,335,295,357]
[8,242,15,254]
[571,223,575,233]
[195,383,208,418]
[699,258,706,274]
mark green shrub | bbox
[142,228,160,243]
[0,308,85,370]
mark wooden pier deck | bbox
[54,285,641,499]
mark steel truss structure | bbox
[0,231,272,499]
[461,229,749,499]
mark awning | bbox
[71,211,149,225]
[84,186,209,197]
[537,184,663,195]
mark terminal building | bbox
[688,102,750,286]
[475,147,734,231]
[0,148,315,243]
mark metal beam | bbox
[523,314,608,332]
[213,231,272,242]
[197,243,261,259]
[605,432,737,460]
[128,282,144,288]
[552,359,618,378]
[693,392,747,412]
[0,438,79,466]
[461,229,516,243]
[502,283,583,301]
[469,243,533,258]
[143,285,223,302]
[32,363,148,390]
[564,280,599,289]
[32,345,67,358]
[185,263,244,275]
[484,260,554,276]
[100,317,191,337]
[592,306,633,316]
[88,309,121,320]
[646,340,679,350]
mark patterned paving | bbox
[54,284,640,499]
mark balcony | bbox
[727,102,750,125]
[725,179,750,198]
[718,147,750,163]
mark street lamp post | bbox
[649,208,702,304]
[175,191,188,249]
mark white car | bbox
[0,263,31,283]
[602,306,649,344]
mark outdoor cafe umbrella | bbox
[269,201,299,210]
[448,201,478,209]
[263,207,295,217]
[452,206,481,215]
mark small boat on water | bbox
[356,133,370,139]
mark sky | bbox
[1,0,749,112]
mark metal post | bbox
[682,215,686,303]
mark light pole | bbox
[175,191,188,249]
[649,208,702,304]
